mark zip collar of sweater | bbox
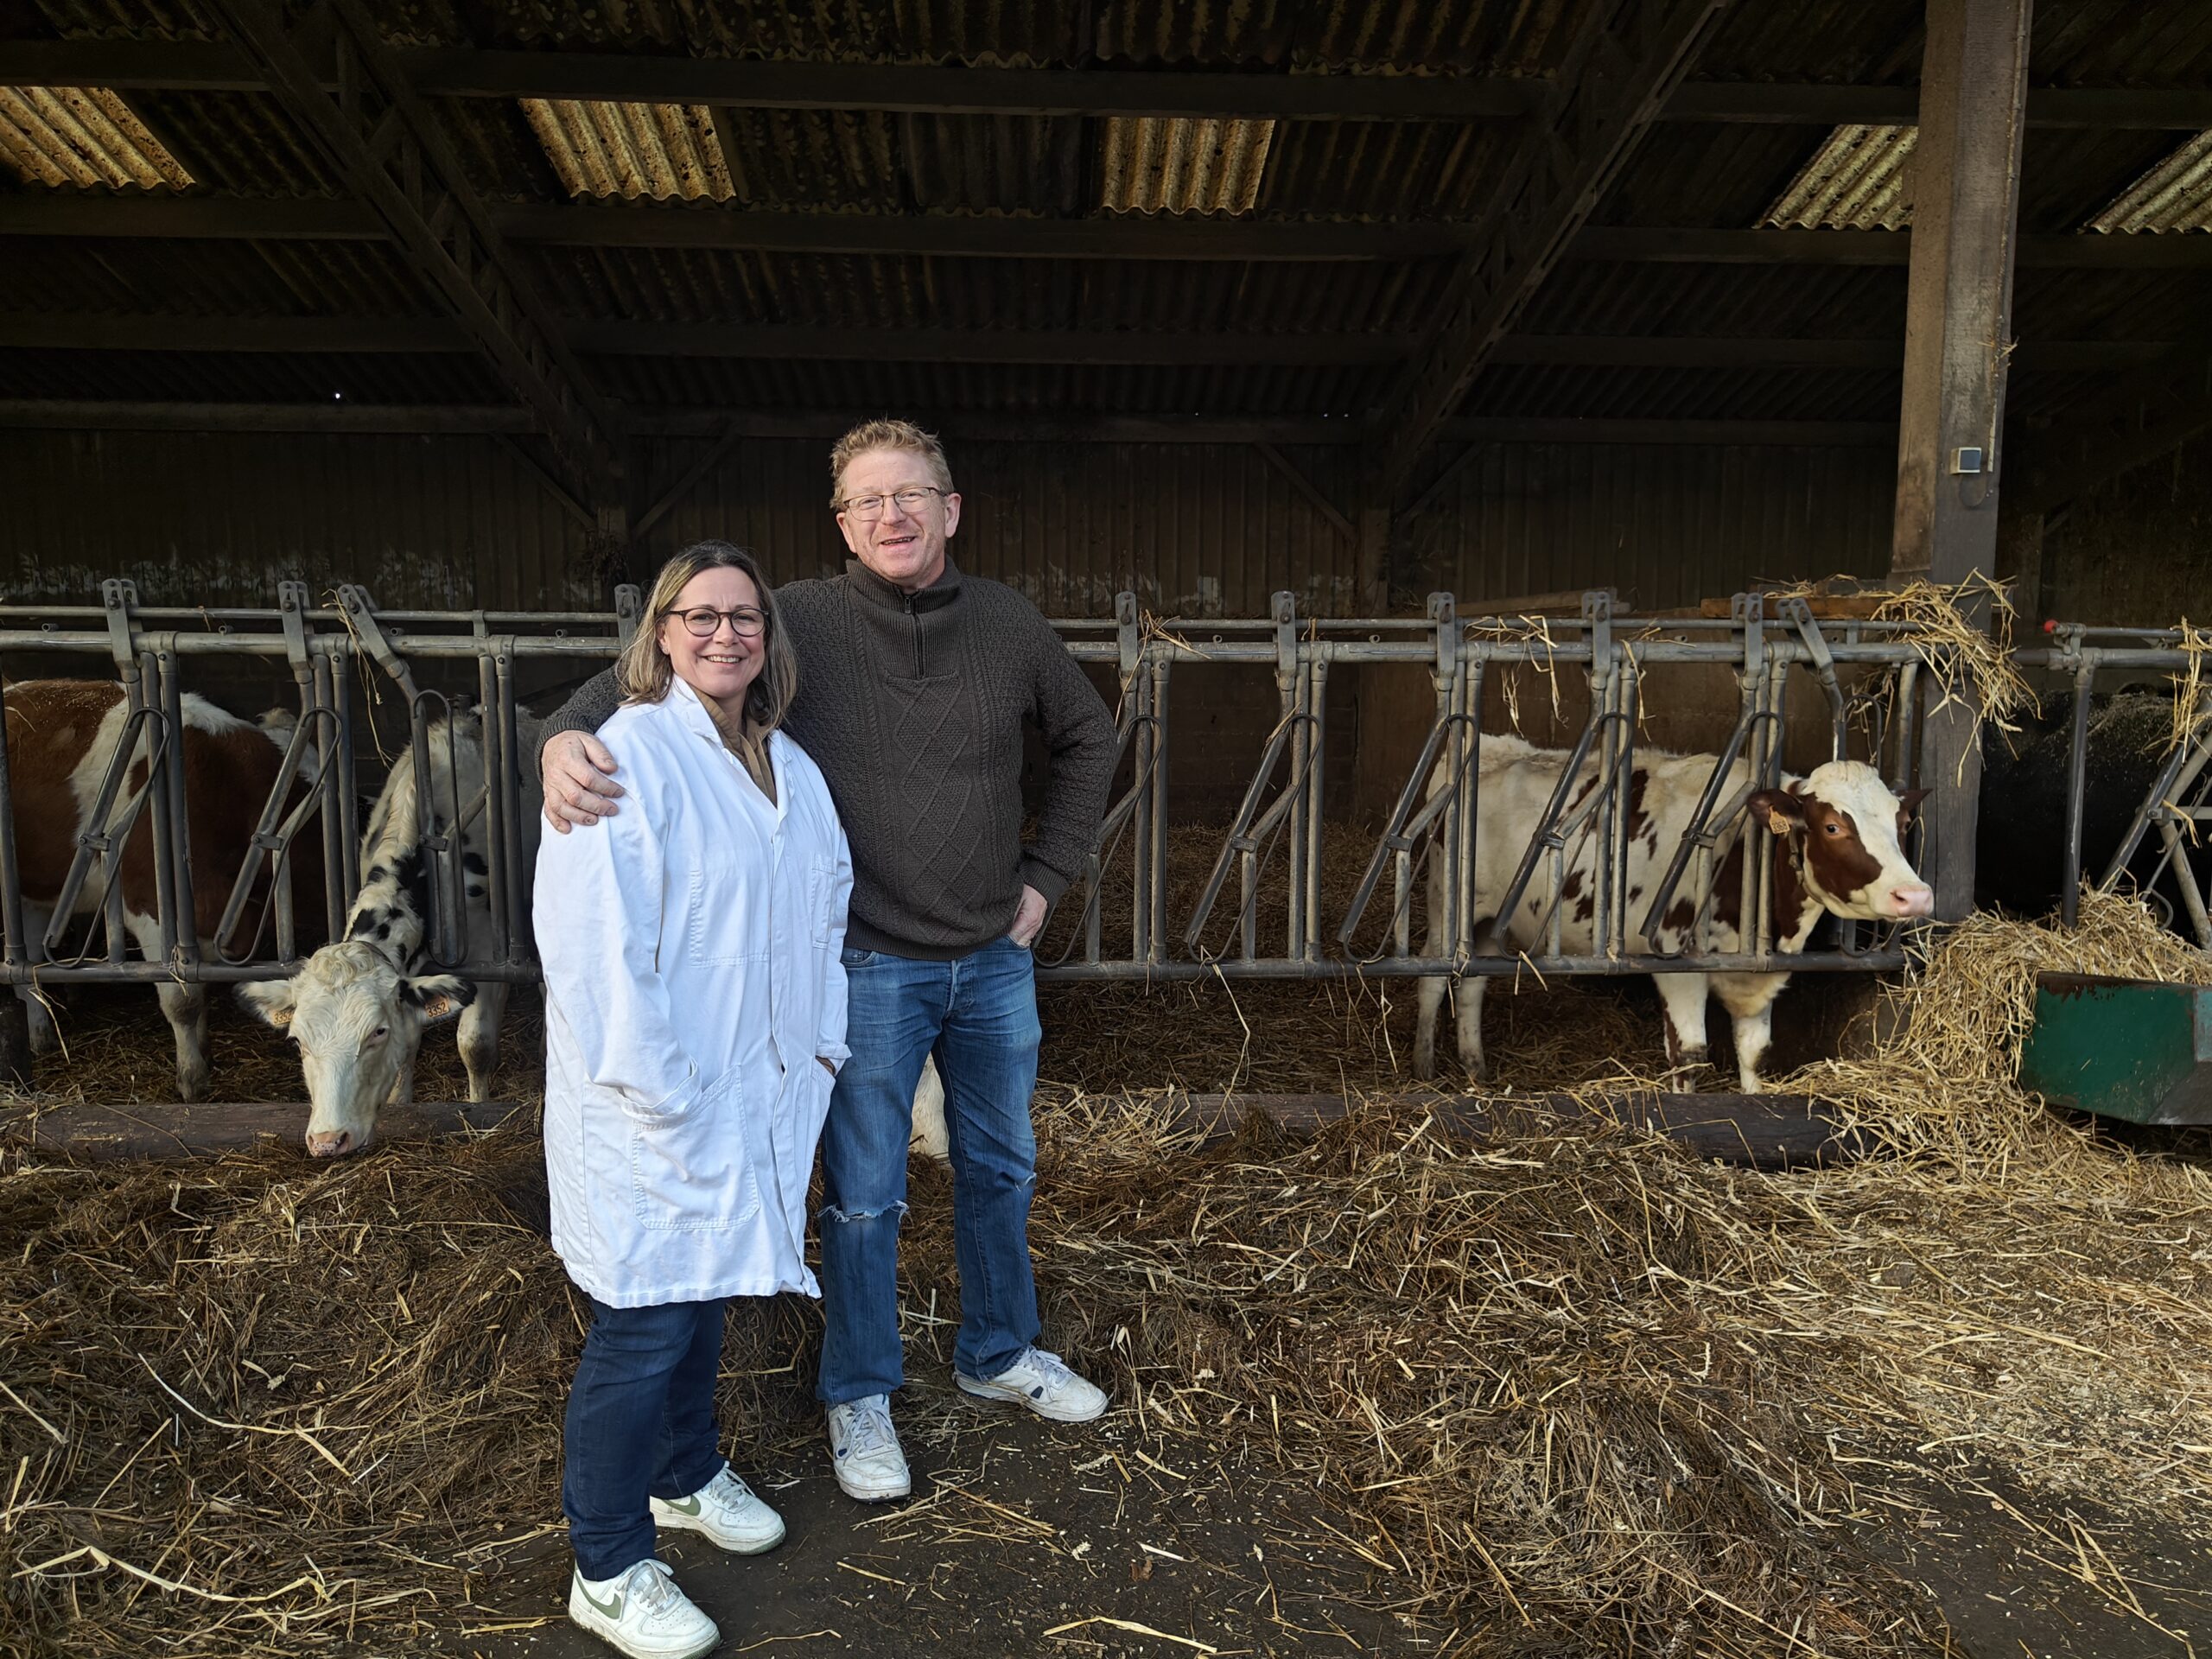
[844,556,963,612]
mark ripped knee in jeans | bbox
[819,1199,910,1226]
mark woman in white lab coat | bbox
[535,542,851,1659]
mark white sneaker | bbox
[956,1346,1109,1423]
[825,1394,911,1502]
[568,1559,718,1659]
[651,1465,785,1554]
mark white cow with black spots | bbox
[240,708,543,1156]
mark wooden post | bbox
[1358,507,1392,615]
[1891,0,2032,920]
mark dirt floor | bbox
[5,940,2212,1659]
[440,1378,1408,1659]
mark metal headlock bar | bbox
[3,585,2203,996]
[2019,625,2212,948]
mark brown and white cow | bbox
[3,678,323,1100]
[1415,734,1931,1090]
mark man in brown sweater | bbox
[539,420,1117,1503]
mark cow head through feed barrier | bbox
[1750,760,1933,925]
[237,941,473,1157]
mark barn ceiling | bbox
[0,0,2208,507]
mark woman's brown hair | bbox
[615,542,798,783]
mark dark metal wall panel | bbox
[1403,442,1896,607]
[0,429,596,609]
[2037,448,2212,627]
[4,430,1892,626]
[644,436,1365,616]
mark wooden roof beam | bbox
[0,37,1537,121]
[1665,81,2212,129]
[0,313,1417,365]
[0,402,1892,448]
[204,0,624,510]
[10,39,2212,128]
[0,315,2174,374]
[1567,227,2212,269]
[1374,0,1731,497]
[0,196,1473,260]
[10,199,2212,271]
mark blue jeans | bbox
[563,1296,729,1580]
[817,936,1042,1403]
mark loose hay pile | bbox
[3,898,2210,1657]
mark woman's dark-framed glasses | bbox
[668,606,766,639]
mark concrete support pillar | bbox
[1890,0,2033,919]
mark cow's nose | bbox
[306,1128,353,1158]
[1889,883,1934,918]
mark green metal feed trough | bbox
[2017,974,2212,1125]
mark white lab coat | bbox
[535,677,853,1307]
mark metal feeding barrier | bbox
[17,580,2184,1066]
[2016,625,2212,949]
[0,582,639,1027]
[1041,589,1937,981]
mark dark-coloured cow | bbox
[1978,688,2209,933]
[239,707,543,1155]
[1416,734,1932,1090]
[3,677,322,1100]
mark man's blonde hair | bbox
[830,418,953,503]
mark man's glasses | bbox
[836,486,948,521]
[666,606,766,639]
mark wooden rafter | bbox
[204,0,623,508]
[0,402,1897,448]
[1373,0,1730,497]
[1,313,2179,375]
[11,195,2212,272]
[9,39,2212,129]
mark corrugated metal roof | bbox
[0,86,193,189]
[519,98,732,200]
[1465,360,1899,423]
[1100,117,1273,213]
[2089,130,2212,232]
[584,354,1391,416]
[523,245,1455,334]
[0,237,432,320]
[0,347,509,405]
[1764,124,1916,230]
[1522,259,1905,339]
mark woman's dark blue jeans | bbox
[562,1295,728,1580]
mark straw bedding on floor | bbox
[2,891,2207,1657]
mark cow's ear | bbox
[1748,788,1804,836]
[403,974,475,1024]
[235,978,298,1028]
[1896,786,1931,817]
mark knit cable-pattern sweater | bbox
[546,558,1117,959]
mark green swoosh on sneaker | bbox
[665,1496,701,1516]
[577,1582,625,1621]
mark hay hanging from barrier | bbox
[1866,573,2033,736]
[2171,615,2211,754]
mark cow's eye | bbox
[368,1025,389,1043]
[1822,822,1841,835]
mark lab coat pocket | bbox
[808,855,838,947]
[632,1071,761,1233]
[686,861,766,964]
